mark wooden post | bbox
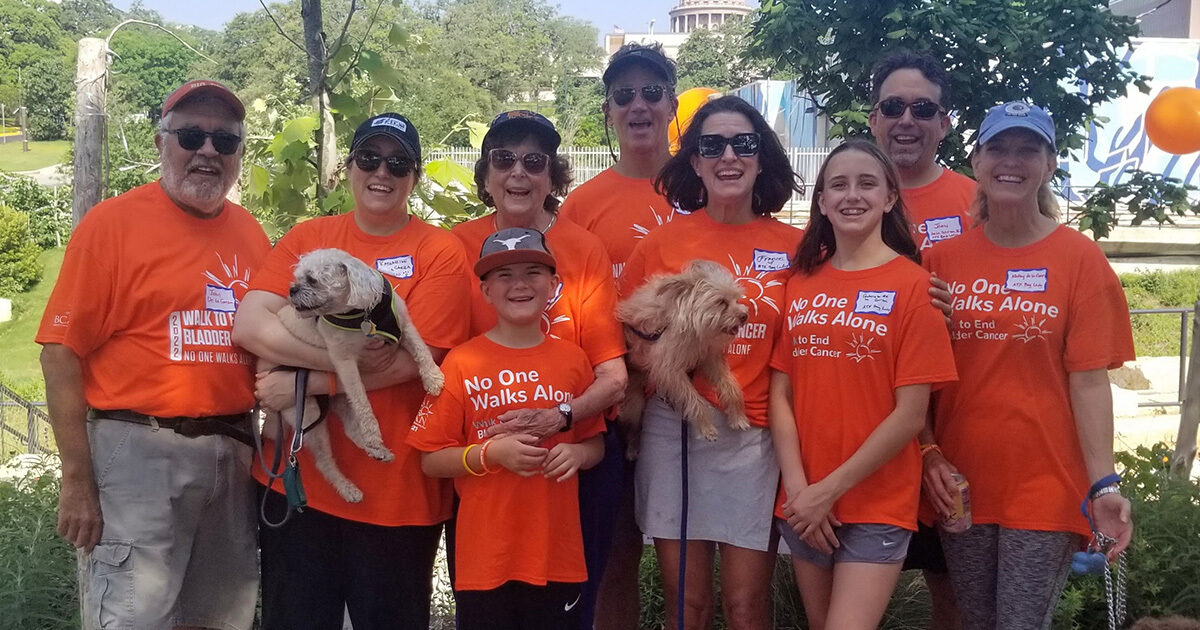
[1172,298,1200,478]
[18,107,28,152]
[300,0,337,198]
[72,37,107,228]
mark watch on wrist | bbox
[557,402,573,432]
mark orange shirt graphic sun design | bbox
[770,257,957,529]
[902,168,976,251]
[619,210,803,427]
[559,168,685,278]
[407,335,604,591]
[924,225,1135,535]
[37,181,270,417]
[452,213,625,367]
[249,212,471,526]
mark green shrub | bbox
[1122,269,1200,357]
[0,473,78,629]
[1055,443,1200,628]
[0,204,44,296]
[0,174,72,249]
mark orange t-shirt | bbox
[406,335,604,591]
[452,214,626,367]
[769,257,957,529]
[36,181,270,417]
[619,210,803,427]
[559,168,684,278]
[903,169,976,252]
[249,212,471,526]
[924,225,1135,536]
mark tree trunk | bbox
[71,37,106,228]
[301,0,338,197]
[1173,298,1200,478]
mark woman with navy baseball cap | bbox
[235,112,472,629]
[921,102,1135,628]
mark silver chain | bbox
[1096,531,1127,630]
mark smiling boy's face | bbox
[480,262,559,326]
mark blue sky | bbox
[109,0,758,38]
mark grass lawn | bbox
[0,248,64,401]
[0,140,71,173]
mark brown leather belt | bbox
[87,408,254,447]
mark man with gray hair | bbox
[37,79,268,630]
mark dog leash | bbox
[678,415,690,630]
[255,368,312,528]
[1071,476,1128,630]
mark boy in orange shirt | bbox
[408,228,605,630]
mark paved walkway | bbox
[13,164,69,187]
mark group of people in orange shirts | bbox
[38,42,1133,630]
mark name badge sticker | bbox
[377,255,414,279]
[924,216,964,243]
[752,249,790,272]
[205,285,236,312]
[1004,268,1049,293]
[854,290,897,316]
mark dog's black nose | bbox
[288,285,301,297]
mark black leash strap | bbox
[256,368,310,528]
[678,414,689,630]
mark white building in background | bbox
[604,0,752,59]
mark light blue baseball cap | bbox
[978,101,1056,152]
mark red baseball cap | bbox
[161,80,245,121]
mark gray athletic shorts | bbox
[79,417,258,630]
[775,518,912,568]
[635,396,779,551]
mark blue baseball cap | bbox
[484,110,561,152]
[978,101,1056,152]
[350,113,421,162]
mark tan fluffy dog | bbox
[262,248,444,503]
[616,260,750,458]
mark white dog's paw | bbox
[335,481,364,503]
[364,442,395,462]
[727,411,751,431]
[422,369,445,395]
[699,424,719,441]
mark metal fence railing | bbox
[0,382,53,457]
[1130,307,1194,408]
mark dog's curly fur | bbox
[260,248,444,503]
[616,260,750,458]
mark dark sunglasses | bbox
[488,148,550,174]
[875,97,945,120]
[352,150,415,177]
[697,132,761,158]
[608,85,667,107]
[164,128,242,155]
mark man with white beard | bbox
[37,80,269,630]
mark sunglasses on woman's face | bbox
[608,85,667,107]
[352,150,415,177]
[697,132,761,158]
[488,148,550,174]
[164,128,242,155]
[875,97,945,120]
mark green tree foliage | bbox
[21,55,73,141]
[58,0,122,37]
[1077,169,1198,239]
[108,27,203,119]
[0,174,71,248]
[0,0,74,139]
[0,204,44,295]
[676,19,764,92]
[749,0,1149,172]
[427,0,602,107]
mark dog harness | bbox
[319,274,404,344]
[625,324,664,342]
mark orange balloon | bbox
[669,87,721,154]
[1146,87,1200,154]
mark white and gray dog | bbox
[262,248,444,503]
[616,260,750,459]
